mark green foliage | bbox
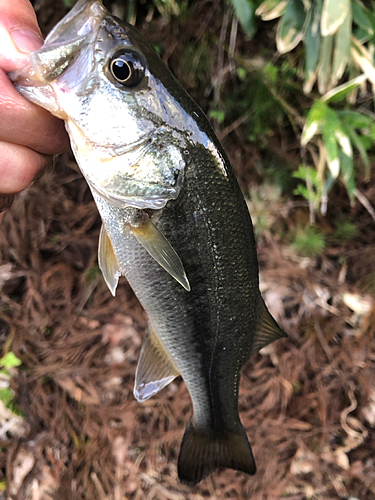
[0,352,23,416]
[292,225,326,257]
[229,0,258,38]
[293,165,323,212]
[152,0,189,18]
[254,0,375,215]
[332,217,358,241]
[0,352,21,369]
[209,109,226,124]
[256,0,375,93]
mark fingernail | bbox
[10,28,43,54]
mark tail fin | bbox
[177,423,256,486]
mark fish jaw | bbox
[8,0,106,118]
[9,0,194,210]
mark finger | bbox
[0,140,53,194]
[0,70,70,155]
[0,0,43,71]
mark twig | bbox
[354,188,375,222]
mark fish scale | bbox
[94,142,260,435]
[9,0,287,485]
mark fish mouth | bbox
[9,0,106,85]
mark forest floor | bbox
[1,1,375,499]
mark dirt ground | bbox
[1,1,375,499]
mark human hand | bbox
[0,0,69,218]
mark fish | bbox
[9,0,286,486]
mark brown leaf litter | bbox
[1,1,375,499]
[1,147,375,500]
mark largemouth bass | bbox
[9,0,286,485]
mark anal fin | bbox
[134,324,180,402]
[130,216,190,292]
[98,224,121,297]
[250,298,287,356]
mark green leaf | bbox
[304,0,322,93]
[209,109,226,124]
[351,37,375,86]
[331,8,351,86]
[263,62,278,83]
[276,0,308,53]
[339,150,355,201]
[322,107,342,178]
[0,352,21,369]
[352,1,374,42]
[334,128,352,158]
[256,0,288,21]
[339,109,373,129]
[0,388,14,407]
[321,75,366,102]
[321,0,350,37]
[231,0,256,38]
[301,100,329,145]
[318,34,334,93]
[343,124,370,176]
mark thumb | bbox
[0,0,43,72]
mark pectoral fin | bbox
[134,324,180,402]
[250,298,287,357]
[98,224,121,297]
[130,216,190,291]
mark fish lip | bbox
[9,1,106,85]
[44,0,106,46]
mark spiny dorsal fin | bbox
[130,216,190,291]
[98,224,121,297]
[178,423,256,486]
[134,323,180,402]
[250,298,287,357]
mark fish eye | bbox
[108,49,145,87]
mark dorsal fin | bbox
[134,323,180,402]
[250,298,287,357]
[98,224,121,297]
[130,215,190,291]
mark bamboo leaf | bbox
[323,129,339,178]
[301,100,328,145]
[321,75,366,103]
[339,109,373,129]
[339,150,355,201]
[231,0,256,38]
[317,34,334,93]
[331,8,351,86]
[343,123,370,175]
[352,1,374,43]
[351,37,375,87]
[256,0,288,21]
[322,107,344,178]
[334,129,352,158]
[304,0,321,93]
[276,0,308,53]
[321,0,350,36]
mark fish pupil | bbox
[112,59,131,82]
[108,50,145,87]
